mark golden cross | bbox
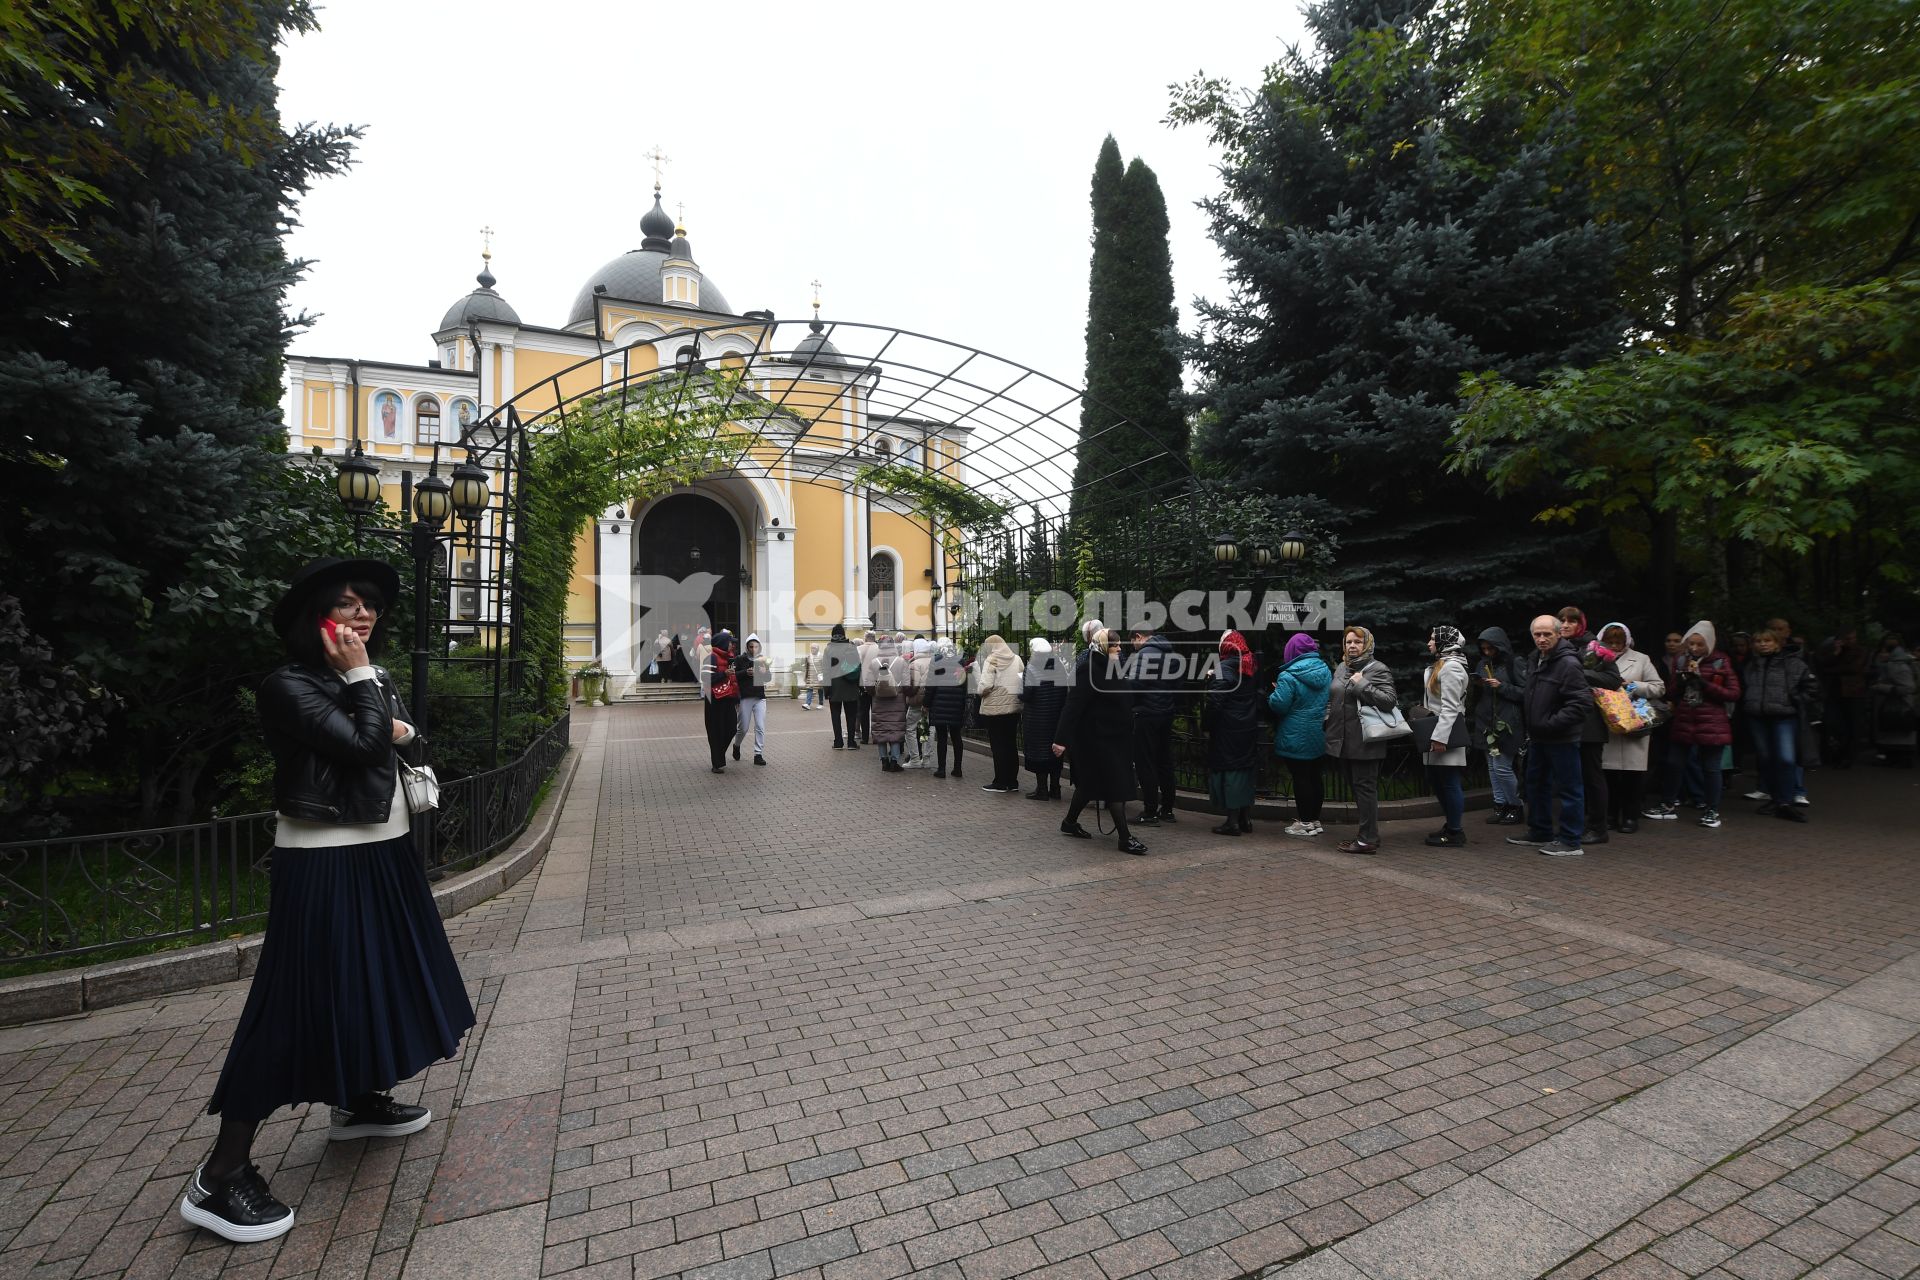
[478,224,495,259]
[644,144,671,191]
[810,278,823,315]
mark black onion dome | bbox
[439,262,520,330]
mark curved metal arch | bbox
[459,318,1197,534]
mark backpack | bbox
[875,661,900,698]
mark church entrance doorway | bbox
[636,492,743,654]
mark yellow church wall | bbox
[874,510,938,631]
[791,484,845,617]
[564,519,599,663]
[759,377,855,443]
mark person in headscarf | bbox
[701,629,740,773]
[800,642,823,710]
[1323,625,1398,854]
[1205,631,1262,836]
[868,632,910,771]
[730,633,770,766]
[1470,626,1528,826]
[1597,622,1664,832]
[974,634,1025,791]
[1269,632,1331,836]
[1647,621,1740,827]
[1052,628,1146,854]
[1420,625,1471,846]
[1022,638,1068,799]
[925,640,971,778]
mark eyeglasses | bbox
[330,599,380,619]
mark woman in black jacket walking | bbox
[1022,638,1068,799]
[1052,628,1147,854]
[183,558,474,1245]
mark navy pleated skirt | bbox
[207,834,476,1125]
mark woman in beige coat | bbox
[1597,621,1665,833]
[975,635,1026,792]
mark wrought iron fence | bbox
[0,714,570,971]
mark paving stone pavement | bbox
[0,701,1916,1280]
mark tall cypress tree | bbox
[0,2,359,824]
[1070,137,1187,555]
[1171,0,1622,652]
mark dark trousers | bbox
[1525,741,1584,842]
[985,714,1020,787]
[1133,718,1176,812]
[1604,768,1645,825]
[1286,756,1324,821]
[935,725,963,774]
[1345,757,1380,844]
[858,691,873,741]
[1579,742,1608,835]
[704,697,737,768]
[1028,760,1062,794]
[1749,715,1799,804]
[830,699,860,745]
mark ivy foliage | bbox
[515,371,761,712]
[852,461,1009,536]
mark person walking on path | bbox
[1324,625,1398,856]
[1509,614,1589,855]
[1127,627,1180,824]
[926,641,970,779]
[1646,621,1741,827]
[185,558,474,1245]
[731,633,770,765]
[1470,626,1527,827]
[1741,626,1816,822]
[825,623,862,749]
[1022,638,1068,799]
[867,633,909,771]
[1206,630,1262,836]
[1596,622,1663,833]
[1268,632,1330,837]
[1421,625,1471,848]
[975,634,1025,792]
[1053,627,1147,854]
[701,629,741,773]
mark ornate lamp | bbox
[1212,533,1239,565]
[336,449,382,515]
[1279,530,1308,563]
[1250,542,1274,568]
[450,457,490,522]
[413,468,453,529]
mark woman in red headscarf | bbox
[702,629,741,772]
[1206,630,1262,835]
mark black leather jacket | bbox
[260,662,405,825]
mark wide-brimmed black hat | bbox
[272,556,402,636]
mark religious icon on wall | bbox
[453,399,476,433]
[374,391,401,441]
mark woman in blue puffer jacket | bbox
[1268,633,1332,836]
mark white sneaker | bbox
[1284,820,1312,836]
[1793,795,1810,806]
[1743,789,1770,801]
[1306,821,1324,836]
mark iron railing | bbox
[0,714,570,969]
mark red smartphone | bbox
[320,617,339,645]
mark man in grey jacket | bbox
[1509,615,1589,856]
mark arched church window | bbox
[415,396,441,444]
[869,553,897,631]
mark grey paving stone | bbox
[463,1015,571,1104]
[489,965,578,1026]
[1334,1176,1588,1280]
[400,1202,546,1280]
[1485,1117,1705,1235]
[1695,1032,1868,1108]
[1607,1072,1793,1163]
[1768,1000,1914,1064]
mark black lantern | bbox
[450,457,490,521]
[336,449,382,515]
[1279,530,1307,563]
[413,468,453,529]
[1212,533,1239,565]
[1250,542,1274,568]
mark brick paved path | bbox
[2,701,1917,1280]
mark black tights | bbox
[935,725,963,773]
[1065,790,1132,844]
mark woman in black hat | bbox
[180,558,475,1244]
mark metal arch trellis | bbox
[428,318,1203,747]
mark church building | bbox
[280,183,965,697]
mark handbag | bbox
[399,759,440,813]
[1357,703,1412,742]
[1594,686,1641,735]
[1409,711,1469,750]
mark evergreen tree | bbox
[1070,137,1187,557]
[1171,0,1622,652]
[0,2,358,825]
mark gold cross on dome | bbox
[644,144,671,191]
[478,225,495,259]
[810,278,823,316]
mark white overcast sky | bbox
[275,2,1309,395]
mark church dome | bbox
[777,319,854,369]
[566,191,731,326]
[440,261,520,330]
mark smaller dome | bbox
[439,260,520,330]
[780,319,854,369]
[670,231,693,260]
[640,193,675,251]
